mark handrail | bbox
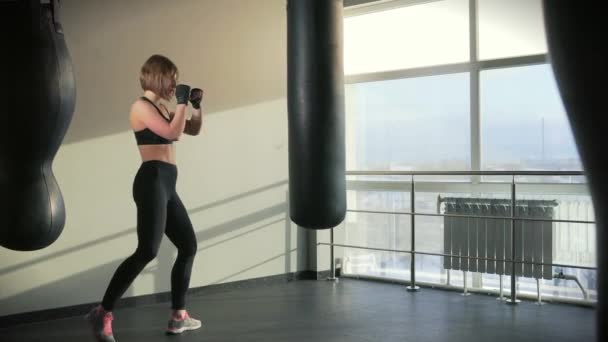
[323,170,595,305]
[346,170,584,176]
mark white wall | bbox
[0,0,298,317]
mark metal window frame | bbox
[344,0,443,17]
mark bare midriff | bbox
[137,144,176,165]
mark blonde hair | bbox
[139,54,178,100]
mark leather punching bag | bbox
[0,0,75,251]
[287,0,346,230]
[542,3,608,341]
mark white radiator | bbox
[442,198,557,280]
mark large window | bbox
[341,0,594,304]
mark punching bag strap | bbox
[40,0,63,33]
[50,0,63,34]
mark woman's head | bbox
[139,54,178,100]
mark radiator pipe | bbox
[554,271,589,300]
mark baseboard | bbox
[0,271,328,329]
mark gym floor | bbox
[0,278,595,342]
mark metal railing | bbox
[319,170,596,305]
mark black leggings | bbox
[102,160,197,311]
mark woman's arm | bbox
[185,108,202,135]
[168,108,203,136]
[186,88,203,136]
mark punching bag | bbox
[287,0,346,229]
[0,0,75,251]
[542,3,608,341]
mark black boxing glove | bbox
[189,88,203,109]
[175,84,191,105]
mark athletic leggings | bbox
[102,160,197,311]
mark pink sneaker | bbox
[166,311,202,335]
[85,305,116,342]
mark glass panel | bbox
[481,64,582,173]
[343,210,411,279]
[344,0,469,75]
[345,73,470,179]
[478,0,547,60]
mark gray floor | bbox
[0,278,596,342]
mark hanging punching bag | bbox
[0,0,75,251]
[287,0,346,230]
[542,3,607,342]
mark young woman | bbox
[85,54,204,341]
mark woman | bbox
[85,54,204,342]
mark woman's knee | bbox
[179,243,197,259]
[133,246,159,263]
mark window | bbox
[341,0,593,304]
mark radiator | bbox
[441,198,557,280]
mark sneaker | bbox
[85,304,116,342]
[166,311,202,335]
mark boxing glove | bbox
[189,88,203,109]
[175,84,191,105]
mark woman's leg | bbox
[101,175,168,311]
[165,192,198,311]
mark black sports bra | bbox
[134,97,174,145]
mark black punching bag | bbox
[0,0,75,251]
[287,0,346,229]
[542,3,607,341]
